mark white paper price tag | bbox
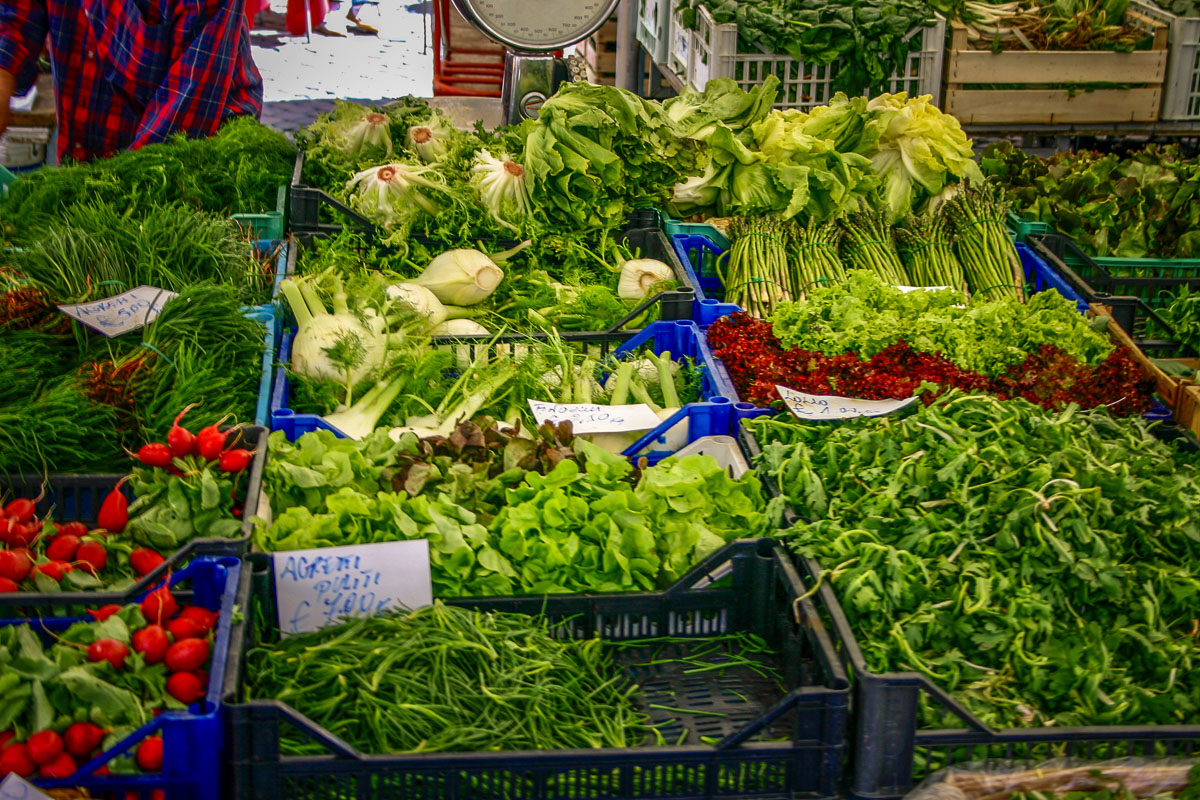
[895,285,952,293]
[776,385,919,421]
[529,400,662,434]
[58,285,178,337]
[0,774,53,800]
[273,541,433,634]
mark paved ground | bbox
[251,0,435,131]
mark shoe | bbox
[346,11,379,34]
[313,22,346,36]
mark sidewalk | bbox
[251,1,434,131]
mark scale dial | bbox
[451,0,621,51]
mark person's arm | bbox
[129,0,258,148]
[0,0,50,135]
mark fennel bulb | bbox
[280,277,387,387]
[413,240,531,306]
[618,259,674,299]
[386,282,447,329]
[323,378,405,440]
[406,111,455,163]
[346,162,444,227]
[432,319,489,336]
[471,150,532,232]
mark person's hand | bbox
[0,69,14,136]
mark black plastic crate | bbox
[737,426,1200,800]
[0,425,267,610]
[223,540,851,800]
[1029,234,1200,359]
[1027,232,1200,309]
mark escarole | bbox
[346,162,447,227]
[471,150,532,232]
[406,110,457,163]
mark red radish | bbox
[178,606,218,633]
[218,448,252,473]
[166,405,198,459]
[4,497,36,523]
[0,550,31,583]
[130,548,166,577]
[32,561,71,583]
[39,751,76,779]
[96,479,129,533]
[88,604,122,622]
[135,737,163,771]
[0,743,34,777]
[7,523,37,549]
[0,731,13,749]
[136,442,173,468]
[55,521,88,538]
[26,730,63,766]
[166,671,205,704]
[75,540,108,574]
[195,668,209,688]
[0,577,17,593]
[141,585,178,624]
[63,722,105,758]
[164,638,209,673]
[168,616,206,641]
[87,639,129,670]
[131,625,170,664]
[194,424,227,461]
[95,764,110,775]
[46,534,81,562]
[0,517,10,542]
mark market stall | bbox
[1,3,1200,799]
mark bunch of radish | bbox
[0,494,118,592]
[0,583,219,783]
[134,405,253,474]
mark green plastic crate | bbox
[1005,211,1054,244]
[230,184,286,241]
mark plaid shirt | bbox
[0,0,263,162]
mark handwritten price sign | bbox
[273,541,433,634]
[58,286,178,337]
[528,401,662,434]
[776,385,919,421]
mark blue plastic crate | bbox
[0,556,243,800]
[270,321,772,462]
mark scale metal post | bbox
[450,0,622,124]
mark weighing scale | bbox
[450,0,623,123]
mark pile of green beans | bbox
[247,602,649,754]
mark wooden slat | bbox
[1092,303,1197,409]
[582,39,617,72]
[946,87,1161,123]
[1180,384,1200,438]
[948,49,1166,84]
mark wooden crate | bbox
[1093,302,1200,433]
[944,11,1169,123]
[581,15,619,84]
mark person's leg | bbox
[310,0,346,36]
